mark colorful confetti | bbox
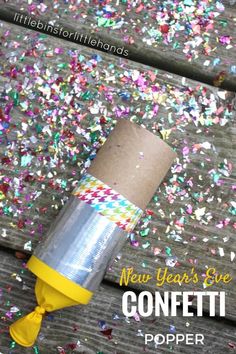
[0,2,235,351]
[4,0,236,81]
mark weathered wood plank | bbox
[0,250,236,354]
[0,2,236,90]
[0,21,235,319]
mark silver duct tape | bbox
[34,196,127,292]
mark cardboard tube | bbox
[88,120,177,210]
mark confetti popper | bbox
[10,120,176,347]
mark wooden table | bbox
[0,2,235,353]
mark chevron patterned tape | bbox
[72,174,143,232]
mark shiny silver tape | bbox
[34,196,127,292]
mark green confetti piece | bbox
[33,345,40,354]
[97,17,116,28]
[10,341,16,349]
[143,216,152,222]
[177,5,183,12]
[229,207,236,215]
[165,246,172,256]
[39,34,47,39]
[173,41,181,49]
[61,180,67,188]
[35,123,43,134]
[177,176,184,183]
[3,206,11,215]
[9,90,19,106]
[90,131,99,143]
[140,228,150,237]
[213,172,220,183]
[219,20,228,27]
[57,63,68,69]
[142,261,148,268]
[53,132,60,143]
[81,90,92,100]
[61,83,68,94]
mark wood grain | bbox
[0,2,236,90]
[0,250,236,354]
[0,20,235,322]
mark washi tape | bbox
[73,173,143,232]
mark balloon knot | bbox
[35,306,46,315]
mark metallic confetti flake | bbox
[24,240,32,251]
